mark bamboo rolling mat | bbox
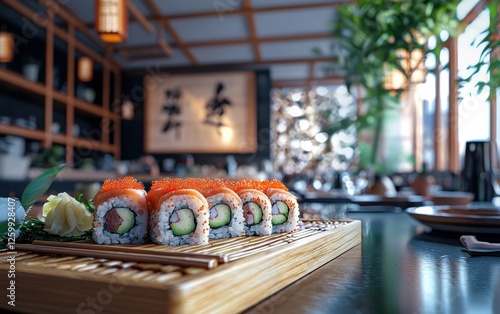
[0,219,361,314]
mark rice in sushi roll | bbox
[261,180,300,234]
[92,177,149,244]
[230,179,272,236]
[148,178,210,246]
[200,179,245,239]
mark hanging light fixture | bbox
[95,0,128,43]
[0,32,14,63]
[78,57,93,82]
[121,97,134,120]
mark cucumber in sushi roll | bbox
[202,183,245,240]
[148,178,210,246]
[92,177,149,244]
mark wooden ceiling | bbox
[61,0,351,86]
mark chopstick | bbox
[21,227,330,267]
[32,240,228,263]
[16,243,218,270]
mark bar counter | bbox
[247,211,500,314]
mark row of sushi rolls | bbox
[92,177,300,245]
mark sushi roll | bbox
[261,180,300,234]
[201,179,245,239]
[230,179,272,236]
[148,178,210,246]
[92,177,148,244]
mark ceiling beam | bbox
[272,76,345,88]
[143,0,198,65]
[242,0,261,62]
[85,1,352,27]
[128,0,154,33]
[124,57,336,68]
[116,32,333,54]
[37,0,105,49]
[5,0,122,70]
[157,23,172,57]
[128,1,353,22]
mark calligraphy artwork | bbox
[144,72,256,153]
[204,82,232,134]
[162,88,182,139]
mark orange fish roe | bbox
[148,177,288,193]
[150,177,211,194]
[228,178,256,191]
[199,178,229,195]
[228,179,288,192]
[260,179,288,191]
[99,176,144,192]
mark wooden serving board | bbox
[0,219,361,314]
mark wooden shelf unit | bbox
[0,0,122,166]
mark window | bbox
[457,8,490,161]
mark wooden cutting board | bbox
[0,219,361,314]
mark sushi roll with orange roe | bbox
[259,180,300,234]
[93,177,148,244]
[200,179,245,239]
[148,178,209,246]
[229,179,272,236]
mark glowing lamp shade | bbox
[121,99,134,120]
[0,32,14,63]
[95,0,128,43]
[78,57,93,82]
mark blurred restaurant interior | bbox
[0,0,498,200]
[1,0,500,312]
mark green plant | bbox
[30,145,65,168]
[329,0,460,171]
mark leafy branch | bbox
[331,0,460,170]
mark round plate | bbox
[406,205,500,234]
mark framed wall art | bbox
[144,71,257,154]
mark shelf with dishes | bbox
[0,54,120,165]
[0,0,122,167]
[0,124,46,141]
[0,68,117,121]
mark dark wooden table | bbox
[247,211,500,313]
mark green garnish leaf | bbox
[20,164,66,212]
[78,194,95,213]
[16,217,92,244]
